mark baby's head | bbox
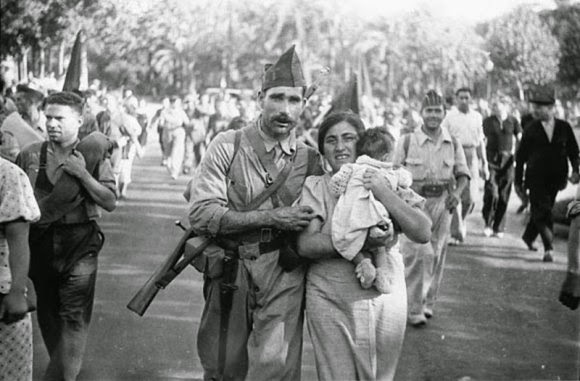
[356,127,395,161]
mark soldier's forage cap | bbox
[528,85,556,106]
[262,45,306,92]
[421,90,444,109]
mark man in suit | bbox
[515,86,580,262]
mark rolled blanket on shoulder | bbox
[37,131,114,225]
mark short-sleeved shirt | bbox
[17,141,115,221]
[393,127,471,185]
[442,108,484,148]
[0,157,40,293]
[483,115,521,162]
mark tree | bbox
[540,3,580,98]
[483,5,560,99]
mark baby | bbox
[329,128,424,293]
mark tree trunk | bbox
[516,78,524,101]
[22,48,29,82]
[58,41,65,76]
[46,46,52,75]
[40,48,46,78]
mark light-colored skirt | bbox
[306,252,407,381]
[0,314,32,381]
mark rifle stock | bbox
[127,227,208,316]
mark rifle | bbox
[127,222,211,316]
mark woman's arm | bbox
[297,217,340,260]
[363,168,431,243]
[0,220,30,323]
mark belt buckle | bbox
[260,228,272,243]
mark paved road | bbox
[32,138,579,380]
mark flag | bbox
[62,30,88,92]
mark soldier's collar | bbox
[256,120,296,156]
[417,126,452,145]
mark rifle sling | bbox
[244,126,296,208]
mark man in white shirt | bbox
[442,88,489,244]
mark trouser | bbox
[401,193,452,318]
[197,249,305,381]
[183,138,205,172]
[451,146,478,241]
[482,166,514,233]
[162,127,186,178]
[29,222,104,381]
[522,185,558,251]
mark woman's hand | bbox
[0,290,28,324]
[363,168,393,196]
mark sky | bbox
[345,0,563,23]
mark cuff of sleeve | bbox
[207,207,228,236]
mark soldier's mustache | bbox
[273,115,294,124]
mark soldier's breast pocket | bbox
[441,157,455,178]
[404,157,426,180]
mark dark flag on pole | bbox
[62,30,88,92]
[328,73,360,115]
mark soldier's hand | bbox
[480,165,490,181]
[445,190,461,211]
[270,206,316,231]
[62,150,88,179]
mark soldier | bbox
[394,90,470,327]
[187,46,321,380]
[515,86,579,262]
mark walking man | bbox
[515,86,579,262]
[17,92,116,380]
[394,90,470,327]
[442,87,489,244]
[188,46,321,380]
[482,97,522,237]
[0,83,46,162]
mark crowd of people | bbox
[0,43,579,381]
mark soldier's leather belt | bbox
[417,183,451,198]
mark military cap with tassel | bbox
[262,45,306,92]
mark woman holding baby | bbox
[297,111,431,380]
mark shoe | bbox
[542,251,553,262]
[408,314,427,327]
[522,237,538,251]
[448,238,461,246]
[424,307,433,319]
[493,231,504,238]
[483,227,493,237]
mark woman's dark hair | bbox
[96,110,111,129]
[317,111,366,155]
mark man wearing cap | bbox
[394,90,470,327]
[188,46,321,380]
[515,86,579,262]
[441,87,489,245]
[0,83,46,162]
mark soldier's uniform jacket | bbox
[393,127,470,195]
